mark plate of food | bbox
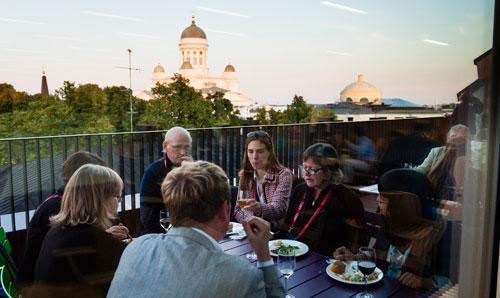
[326,260,383,285]
[269,239,309,257]
[226,222,244,235]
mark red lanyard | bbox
[163,156,171,169]
[289,190,331,239]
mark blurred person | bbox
[416,124,470,201]
[378,123,438,176]
[341,126,376,184]
[282,143,366,255]
[17,151,129,291]
[32,164,127,298]
[234,130,293,230]
[334,191,446,290]
[140,126,193,234]
[108,161,284,298]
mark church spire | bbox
[41,67,49,96]
[191,15,195,25]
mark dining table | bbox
[220,236,423,298]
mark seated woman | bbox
[282,143,366,255]
[32,164,127,298]
[234,130,293,229]
[378,168,437,220]
[18,151,129,291]
[335,191,446,290]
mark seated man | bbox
[140,126,192,234]
[108,161,284,298]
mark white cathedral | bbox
[135,17,253,109]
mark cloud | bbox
[35,34,85,42]
[2,48,44,54]
[116,32,161,40]
[326,50,353,56]
[320,1,367,14]
[0,17,46,25]
[68,46,112,53]
[421,38,450,46]
[457,26,466,36]
[195,6,250,18]
[336,24,357,32]
[370,32,392,42]
[205,29,246,37]
[81,11,145,22]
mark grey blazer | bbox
[108,227,284,298]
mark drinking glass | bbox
[355,247,377,298]
[239,190,257,261]
[159,209,171,232]
[278,252,296,298]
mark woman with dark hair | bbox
[234,130,292,228]
[282,143,366,255]
[335,191,446,290]
[378,168,437,220]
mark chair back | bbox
[1,265,16,298]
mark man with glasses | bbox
[140,126,193,234]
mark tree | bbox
[140,74,214,129]
[207,91,242,126]
[311,108,337,122]
[254,107,270,125]
[282,95,313,124]
[0,83,31,113]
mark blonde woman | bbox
[32,164,127,298]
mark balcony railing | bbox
[0,117,449,232]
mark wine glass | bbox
[278,252,296,298]
[355,247,377,298]
[159,209,171,232]
[239,190,257,261]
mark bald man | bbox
[140,127,193,234]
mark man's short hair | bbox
[161,161,230,226]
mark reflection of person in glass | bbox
[234,131,292,229]
[282,143,366,255]
[334,191,446,290]
[416,124,470,202]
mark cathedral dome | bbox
[224,64,236,72]
[153,64,165,73]
[180,61,193,69]
[180,18,207,39]
[340,74,381,105]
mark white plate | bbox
[326,261,383,285]
[227,222,244,235]
[269,239,309,257]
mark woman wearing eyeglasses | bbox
[234,130,293,229]
[32,164,127,298]
[282,143,366,255]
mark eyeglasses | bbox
[299,165,322,175]
[246,130,270,139]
